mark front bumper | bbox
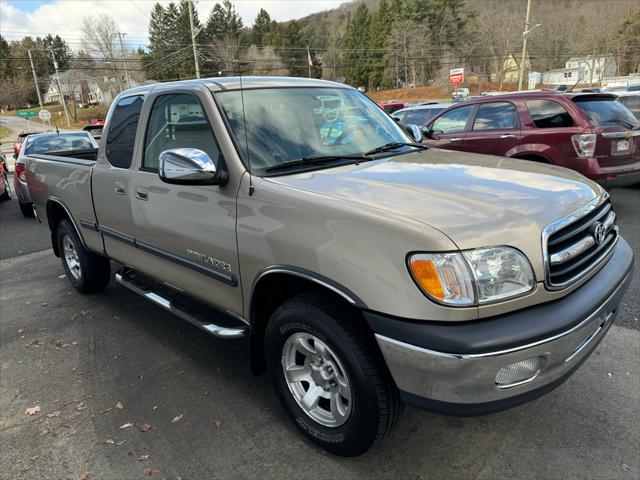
[367,236,634,415]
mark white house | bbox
[540,55,617,87]
[44,71,145,106]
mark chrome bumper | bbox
[375,274,629,407]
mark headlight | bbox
[408,247,535,306]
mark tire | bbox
[0,179,10,201]
[19,201,34,217]
[265,294,402,456]
[56,219,111,294]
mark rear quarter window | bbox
[105,95,144,169]
[526,99,574,128]
[574,97,640,127]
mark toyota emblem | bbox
[593,222,606,245]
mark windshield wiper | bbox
[364,142,428,156]
[264,154,369,173]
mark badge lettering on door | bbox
[186,249,232,272]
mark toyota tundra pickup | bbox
[25,77,633,456]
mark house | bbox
[491,54,531,84]
[44,71,145,106]
[539,55,617,87]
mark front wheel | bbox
[56,219,111,293]
[19,201,34,217]
[265,294,402,456]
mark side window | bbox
[526,99,574,128]
[143,93,222,172]
[404,109,432,126]
[431,105,473,134]
[473,102,519,130]
[105,95,143,168]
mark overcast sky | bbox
[0,0,352,48]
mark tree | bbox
[42,35,72,71]
[0,35,12,78]
[244,45,287,76]
[204,0,243,41]
[617,8,640,75]
[0,77,35,109]
[368,0,393,89]
[342,3,371,88]
[81,15,127,89]
[251,8,273,46]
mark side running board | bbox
[115,268,248,339]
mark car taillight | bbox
[14,143,22,155]
[15,162,27,182]
[571,134,596,158]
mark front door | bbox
[423,104,474,151]
[462,101,521,156]
[128,92,242,315]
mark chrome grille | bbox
[543,196,618,289]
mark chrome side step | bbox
[115,269,248,339]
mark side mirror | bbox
[407,124,422,143]
[159,148,228,186]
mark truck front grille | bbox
[544,196,618,289]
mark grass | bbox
[0,125,10,140]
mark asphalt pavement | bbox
[0,185,638,479]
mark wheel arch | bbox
[46,199,88,256]
[248,266,367,376]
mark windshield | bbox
[573,97,640,128]
[24,133,95,155]
[216,87,410,174]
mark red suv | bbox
[422,91,640,187]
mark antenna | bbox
[237,58,254,196]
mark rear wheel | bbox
[265,294,402,456]
[19,201,34,217]
[0,177,10,201]
[56,219,111,293]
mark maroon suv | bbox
[422,91,640,187]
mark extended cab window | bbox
[473,102,518,130]
[431,105,473,134]
[143,94,222,171]
[105,95,143,168]
[526,99,574,128]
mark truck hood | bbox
[268,148,602,251]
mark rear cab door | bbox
[422,104,475,150]
[462,101,521,156]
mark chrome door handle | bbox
[135,187,148,201]
[448,137,462,143]
[114,182,125,195]
[500,134,516,139]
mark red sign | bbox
[450,67,464,84]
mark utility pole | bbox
[116,32,132,90]
[188,0,201,79]
[27,50,44,112]
[517,0,532,90]
[50,50,71,127]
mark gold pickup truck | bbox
[26,77,633,456]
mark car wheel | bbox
[19,201,34,217]
[57,219,111,294]
[0,178,10,201]
[265,294,402,456]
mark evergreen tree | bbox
[0,35,12,78]
[368,0,393,89]
[252,8,273,46]
[204,0,243,41]
[42,35,72,73]
[342,4,371,88]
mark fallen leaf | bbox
[621,464,630,472]
[19,465,32,472]
[54,339,64,348]
[46,411,60,418]
[79,472,89,480]
[30,455,39,461]
[139,423,151,432]
[18,328,24,334]
[115,402,124,410]
[143,468,159,477]
[119,422,134,429]
[171,414,183,423]
[51,399,61,404]
[137,454,151,461]
[25,406,41,416]
[41,426,56,436]
[213,418,221,428]
[103,438,115,445]
[76,401,87,411]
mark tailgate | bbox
[597,127,640,169]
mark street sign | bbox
[16,110,36,117]
[39,109,51,121]
[449,67,464,84]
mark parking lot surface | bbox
[1,182,638,479]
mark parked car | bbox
[422,91,640,188]
[392,102,451,127]
[379,100,405,114]
[14,131,98,217]
[82,119,105,142]
[0,152,11,201]
[26,77,632,456]
[616,91,640,120]
[13,131,40,158]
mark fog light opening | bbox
[495,356,546,389]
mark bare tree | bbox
[244,45,287,76]
[209,34,242,75]
[81,15,124,90]
[0,77,35,110]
